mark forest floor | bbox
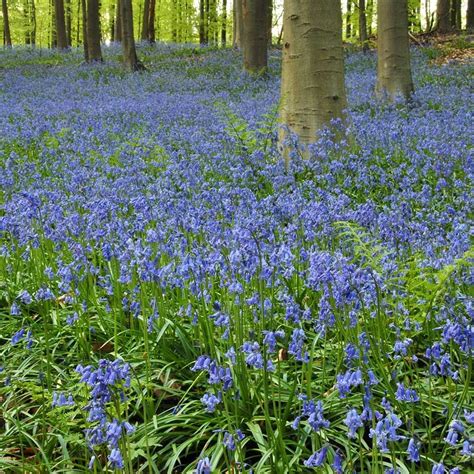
[0,44,473,473]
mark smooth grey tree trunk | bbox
[279,0,347,160]
[141,0,149,40]
[232,0,242,48]
[2,0,12,47]
[241,0,267,74]
[148,0,156,42]
[359,0,368,51]
[436,0,451,33]
[55,0,68,49]
[81,0,89,60]
[376,0,413,101]
[120,0,144,70]
[87,0,102,61]
[115,0,122,41]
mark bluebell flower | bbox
[304,446,328,467]
[52,392,75,407]
[196,457,211,474]
[396,383,420,403]
[11,328,25,346]
[201,392,221,413]
[407,438,420,462]
[332,450,343,474]
[432,463,445,474]
[344,408,363,438]
[108,448,124,469]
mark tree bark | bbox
[199,0,205,43]
[376,0,413,101]
[65,0,72,45]
[359,0,368,51]
[55,0,69,49]
[115,0,122,41]
[266,0,272,45]
[31,0,36,45]
[221,0,227,45]
[450,0,461,30]
[279,0,347,160]
[2,0,12,47]
[87,0,102,61]
[148,0,155,42]
[81,0,89,60]
[468,0,474,30]
[121,0,144,70]
[141,0,149,40]
[436,0,451,33]
[232,0,242,48]
[241,0,267,74]
[346,0,352,38]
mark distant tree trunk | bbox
[55,0,69,49]
[376,0,413,101]
[346,0,352,38]
[279,0,347,161]
[87,0,102,60]
[24,0,30,44]
[110,1,115,41]
[221,0,227,45]
[2,0,12,47]
[199,0,205,43]
[148,0,155,42]
[359,0,368,51]
[241,0,267,74]
[367,0,373,35]
[436,0,451,33]
[450,0,461,30]
[115,0,122,41]
[51,0,57,47]
[141,0,149,40]
[31,0,36,44]
[468,0,474,30]
[233,0,242,48]
[65,0,72,45]
[121,0,144,70]
[81,0,89,59]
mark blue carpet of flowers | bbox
[0,44,472,473]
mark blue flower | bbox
[304,446,328,467]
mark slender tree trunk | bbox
[115,0,122,41]
[279,0,347,160]
[141,0,149,40]
[110,1,115,41]
[346,0,352,38]
[87,0,102,60]
[2,0,12,47]
[30,0,36,45]
[81,0,89,59]
[121,0,144,70]
[359,0,368,51]
[468,0,474,30]
[241,0,267,73]
[24,0,30,44]
[148,0,155,42]
[232,0,242,48]
[51,0,57,47]
[367,0,373,35]
[199,0,205,43]
[65,0,72,45]
[376,0,413,101]
[55,0,68,48]
[436,0,451,33]
[221,0,227,45]
[450,0,461,30]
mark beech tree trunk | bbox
[141,0,149,40]
[65,0,72,45]
[241,0,267,74]
[266,0,272,45]
[436,0,451,33]
[450,0,461,30]
[468,0,474,30]
[148,0,155,42]
[232,0,242,48]
[346,0,352,38]
[121,0,144,70]
[115,0,122,41]
[279,0,347,159]
[2,0,12,47]
[359,0,368,51]
[376,0,413,101]
[87,0,102,61]
[55,0,68,48]
[221,0,227,45]
[81,0,89,60]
